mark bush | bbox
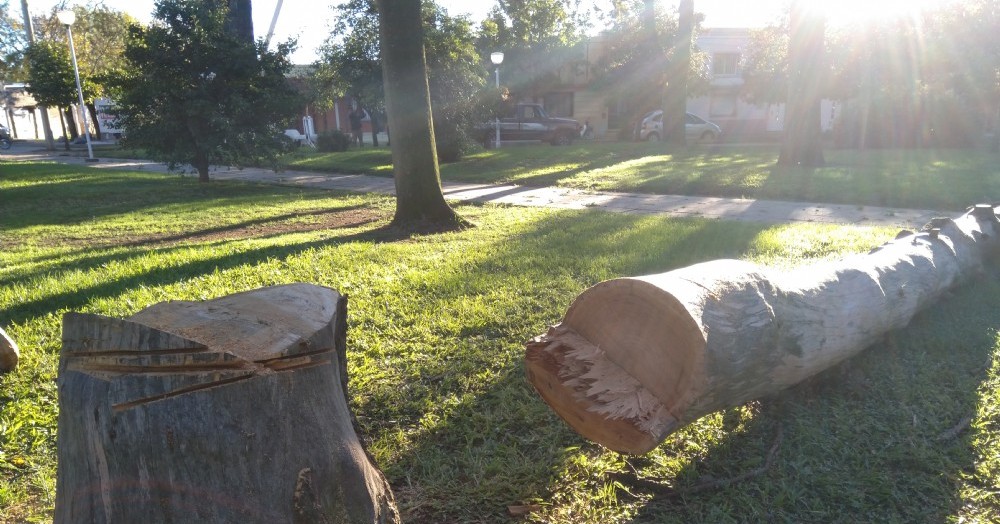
[316,130,352,152]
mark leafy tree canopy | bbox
[0,0,28,81]
[24,40,76,109]
[742,0,999,148]
[313,0,487,159]
[108,0,301,181]
[34,4,138,102]
[474,0,590,97]
[589,0,708,113]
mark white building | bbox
[526,28,839,141]
[689,28,839,139]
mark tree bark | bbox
[64,108,79,141]
[225,0,254,43]
[526,205,1000,454]
[58,108,70,151]
[87,103,102,140]
[663,0,692,146]
[0,326,18,372]
[193,150,210,182]
[777,1,825,166]
[55,284,399,523]
[375,0,462,226]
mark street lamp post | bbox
[490,51,503,149]
[57,10,97,162]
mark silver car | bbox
[637,110,721,142]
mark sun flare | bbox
[808,0,958,25]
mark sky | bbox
[11,0,955,64]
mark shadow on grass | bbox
[343,211,772,522]
[625,273,1000,523]
[0,162,318,229]
[0,212,477,326]
[3,186,772,521]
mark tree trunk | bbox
[225,0,254,43]
[663,0,692,146]
[87,103,102,140]
[58,108,70,151]
[64,108,79,141]
[370,112,381,147]
[526,205,1000,454]
[777,1,825,166]
[193,150,210,182]
[55,284,400,523]
[376,0,462,226]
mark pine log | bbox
[526,205,1000,454]
[55,284,399,523]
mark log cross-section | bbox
[526,205,1000,454]
[55,284,399,523]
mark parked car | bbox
[480,103,581,147]
[637,110,721,143]
[0,124,11,150]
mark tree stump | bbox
[0,326,18,372]
[526,205,1000,454]
[55,284,399,523]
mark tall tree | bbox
[474,0,587,99]
[745,1,996,151]
[589,0,707,137]
[314,0,487,160]
[224,0,253,42]
[662,0,693,145]
[108,0,300,181]
[313,0,384,145]
[375,0,463,227]
[777,1,824,166]
[739,24,789,108]
[35,5,137,138]
[0,0,27,81]
[24,40,76,148]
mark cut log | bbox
[0,326,18,372]
[55,284,399,523]
[526,205,1000,454]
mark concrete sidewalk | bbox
[5,147,944,229]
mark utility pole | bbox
[20,0,56,149]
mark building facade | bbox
[517,28,839,141]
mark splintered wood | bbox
[526,205,1000,454]
[55,284,399,524]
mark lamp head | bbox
[490,51,504,65]
[57,10,76,26]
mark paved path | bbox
[5,146,944,229]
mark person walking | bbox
[349,106,365,147]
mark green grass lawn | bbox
[2,162,998,523]
[275,142,1000,211]
[100,141,1000,211]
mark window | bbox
[712,53,740,76]
[543,92,574,118]
[520,105,541,120]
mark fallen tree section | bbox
[55,284,399,523]
[0,326,17,372]
[526,205,1000,454]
